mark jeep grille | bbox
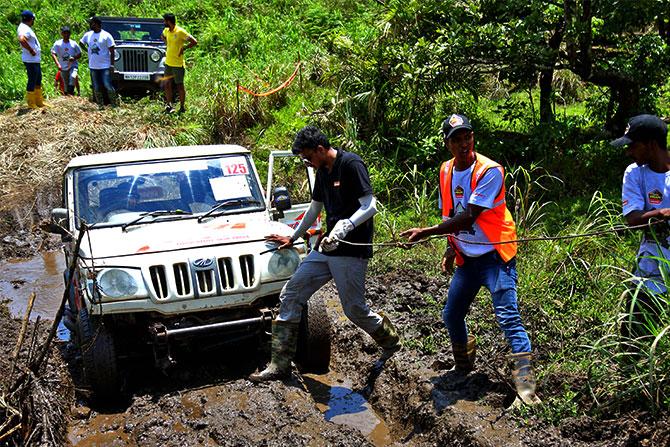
[148,255,256,300]
[123,49,148,72]
[196,269,215,294]
[149,265,168,298]
[173,263,190,295]
[239,255,255,287]
[217,258,234,290]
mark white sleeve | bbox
[349,194,377,227]
[622,164,644,216]
[290,200,324,242]
[469,167,504,209]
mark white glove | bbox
[330,219,354,241]
[321,219,354,252]
[320,236,339,252]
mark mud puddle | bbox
[65,365,395,446]
[302,371,393,446]
[0,250,64,319]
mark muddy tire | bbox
[78,309,124,400]
[296,294,331,373]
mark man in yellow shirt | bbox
[161,13,197,113]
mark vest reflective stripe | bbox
[439,153,517,265]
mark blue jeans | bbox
[24,62,42,91]
[90,68,115,92]
[443,250,532,353]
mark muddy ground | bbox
[2,230,669,445]
[1,101,668,446]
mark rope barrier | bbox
[333,220,665,249]
[237,62,301,97]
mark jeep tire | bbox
[296,293,331,373]
[78,308,124,400]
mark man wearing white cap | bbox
[17,10,48,108]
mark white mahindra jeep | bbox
[47,145,330,398]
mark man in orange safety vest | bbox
[401,114,540,406]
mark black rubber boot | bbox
[249,321,299,382]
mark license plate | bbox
[123,73,150,81]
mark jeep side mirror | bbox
[272,186,292,212]
[43,208,69,236]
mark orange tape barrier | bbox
[237,62,301,97]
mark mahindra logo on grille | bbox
[193,258,213,268]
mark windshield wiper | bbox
[197,199,262,223]
[122,209,192,232]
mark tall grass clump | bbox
[589,261,670,414]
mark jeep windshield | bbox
[101,20,164,43]
[73,154,265,227]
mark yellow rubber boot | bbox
[34,86,51,108]
[26,91,38,109]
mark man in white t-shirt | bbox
[612,114,670,339]
[401,114,540,407]
[80,16,117,108]
[17,10,48,108]
[51,26,81,96]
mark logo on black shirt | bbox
[649,189,663,205]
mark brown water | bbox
[303,371,393,447]
[0,251,65,320]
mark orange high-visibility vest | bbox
[439,153,517,266]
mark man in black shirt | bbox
[250,126,401,382]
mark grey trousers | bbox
[277,250,383,334]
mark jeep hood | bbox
[78,217,293,260]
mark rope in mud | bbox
[334,220,665,249]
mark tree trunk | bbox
[539,69,554,123]
[610,83,641,134]
[539,19,565,123]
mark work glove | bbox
[320,219,354,252]
[320,236,339,252]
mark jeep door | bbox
[266,151,321,247]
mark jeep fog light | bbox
[98,269,138,298]
[268,249,300,278]
[150,50,161,62]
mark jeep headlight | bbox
[98,268,144,298]
[114,51,121,62]
[150,50,161,62]
[267,249,300,278]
